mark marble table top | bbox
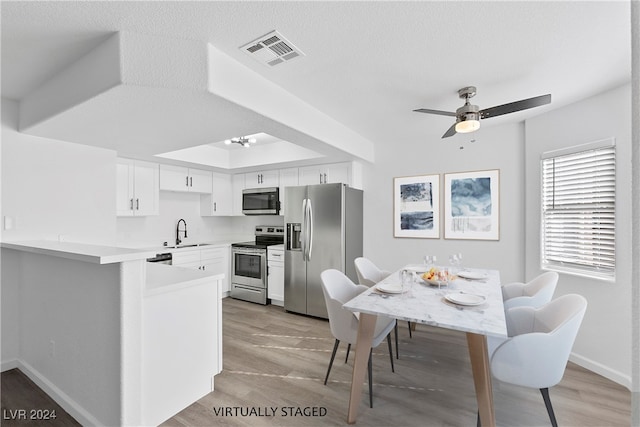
[343,266,508,338]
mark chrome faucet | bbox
[176,219,188,246]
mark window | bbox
[541,139,616,280]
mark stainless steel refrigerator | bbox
[284,183,363,319]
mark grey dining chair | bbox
[501,271,559,310]
[354,257,413,358]
[320,269,396,408]
[485,294,587,427]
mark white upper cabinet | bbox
[298,162,352,186]
[201,172,233,216]
[244,170,279,189]
[278,168,299,214]
[160,164,212,193]
[232,174,245,216]
[116,158,159,217]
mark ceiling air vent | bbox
[241,30,304,67]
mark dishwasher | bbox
[146,252,173,265]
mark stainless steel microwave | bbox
[242,187,280,215]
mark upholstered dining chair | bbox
[320,269,396,408]
[487,294,587,427]
[354,257,413,355]
[501,271,559,310]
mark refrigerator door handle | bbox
[307,198,313,260]
[301,198,308,261]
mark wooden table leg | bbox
[347,312,377,424]
[466,333,495,427]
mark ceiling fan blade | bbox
[480,94,551,119]
[442,123,457,138]
[413,108,456,117]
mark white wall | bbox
[1,99,118,244]
[363,122,525,284]
[1,98,119,368]
[524,84,633,388]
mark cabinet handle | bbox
[324,173,327,183]
[319,173,323,184]
[136,199,140,210]
[186,176,189,187]
[214,202,217,212]
[130,198,134,210]
[190,177,193,187]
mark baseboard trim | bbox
[4,359,102,426]
[570,352,632,390]
[1,359,20,372]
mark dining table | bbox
[342,265,507,426]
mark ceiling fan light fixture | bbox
[224,136,258,148]
[455,113,480,134]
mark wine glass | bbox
[456,252,464,271]
[424,255,436,269]
[449,254,459,275]
[437,267,450,293]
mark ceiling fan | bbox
[414,86,551,138]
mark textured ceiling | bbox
[0,1,632,169]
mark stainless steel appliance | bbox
[284,183,363,319]
[146,252,172,265]
[231,226,284,304]
[242,187,280,215]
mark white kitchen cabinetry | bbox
[201,247,230,294]
[267,246,284,306]
[232,174,245,216]
[278,168,299,213]
[201,172,233,216]
[298,162,352,187]
[160,164,213,193]
[171,246,230,294]
[245,170,279,189]
[116,158,159,217]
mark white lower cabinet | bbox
[171,246,230,294]
[267,246,284,305]
[201,247,230,294]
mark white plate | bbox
[375,283,405,294]
[404,264,429,273]
[445,293,486,306]
[457,271,488,280]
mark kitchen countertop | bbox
[145,262,224,296]
[268,244,285,250]
[1,240,157,264]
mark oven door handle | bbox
[233,284,263,293]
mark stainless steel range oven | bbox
[231,226,284,305]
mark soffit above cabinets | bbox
[14,31,374,171]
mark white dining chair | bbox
[487,294,587,427]
[354,257,413,353]
[320,269,396,408]
[501,271,559,310]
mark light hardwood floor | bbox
[1,297,631,426]
[163,298,631,427]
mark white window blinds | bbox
[541,140,616,279]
